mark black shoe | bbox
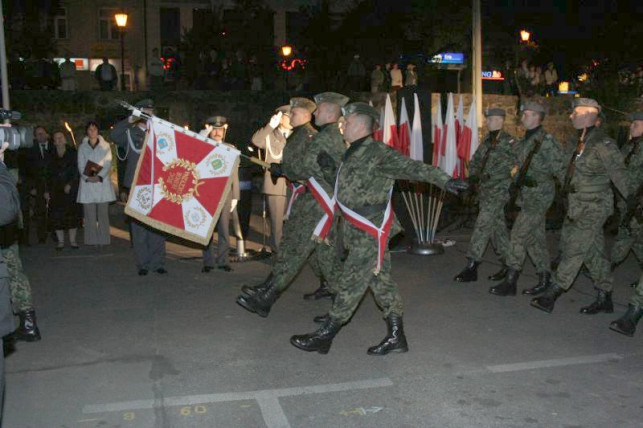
[155,268,168,274]
[314,314,329,324]
[488,265,508,281]
[202,266,213,273]
[12,309,41,342]
[290,318,341,354]
[489,268,519,296]
[241,273,273,296]
[218,264,233,272]
[454,259,479,282]
[367,315,409,356]
[522,272,551,296]
[580,289,613,314]
[236,284,279,318]
[303,278,333,300]
[609,305,643,337]
[530,283,564,313]
[138,269,149,276]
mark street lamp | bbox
[520,30,531,43]
[281,45,292,57]
[115,11,128,91]
[281,45,292,91]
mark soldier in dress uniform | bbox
[251,105,291,252]
[111,99,167,276]
[489,101,565,296]
[200,116,240,273]
[531,98,631,313]
[454,108,515,283]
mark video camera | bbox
[0,109,33,151]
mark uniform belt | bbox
[568,184,610,194]
[353,203,388,217]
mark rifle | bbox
[621,183,643,234]
[506,133,544,218]
[559,129,587,219]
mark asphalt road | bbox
[4,208,642,427]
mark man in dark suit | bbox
[24,126,53,244]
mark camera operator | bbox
[0,139,19,422]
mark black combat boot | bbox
[580,289,613,314]
[609,305,643,337]
[454,259,480,282]
[522,271,552,296]
[530,283,564,313]
[489,268,520,296]
[13,309,41,342]
[290,318,342,354]
[313,314,329,324]
[303,277,333,300]
[488,264,508,281]
[236,284,279,318]
[367,315,409,356]
[241,273,273,297]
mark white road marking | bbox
[486,353,622,373]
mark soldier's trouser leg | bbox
[271,231,317,293]
[146,228,166,270]
[611,226,635,266]
[630,275,643,307]
[217,207,231,266]
[467,199,509,261]
[630,227,643,264]
[267,195,286,251]
[132,220,150,270]
[506,207,551,272]
[554,208,612,291]
[329,232,402,324]
[202,236,215,268]
[313,241,341,294]
[2,244,34,311]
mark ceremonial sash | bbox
[307,176,336,241]
[285,182,306,219]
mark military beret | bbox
[205,116,228,127]
[629,111,643,122]
[520,101,547,114]
[342,102,380,122]
[313,92,350,107]
[134,98,155,109]
[571,98,601,113]
[289,97,317,113]
[484,108,506,117]
[275,105,290,115]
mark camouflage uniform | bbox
[1,243,33,311]
[506,127,565,273]
[553,127,630,292]
[466,130,515,262]
[631,273,643,307]
[270,121,346,293]
[329,137,451,323]
[610,136,643,266]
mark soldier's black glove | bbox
[445,179,469,195]
[508,182,519,197]
[269,163,283,177]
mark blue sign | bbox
[431,52,465,65]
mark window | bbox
[53,8,67,39]
[99,9,120,40]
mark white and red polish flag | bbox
[454,95,465,177]
[382,94,399,148]
[457,97,479,177]
[125,116,240,245]
[442,93,458,177]
[397,97,410,156]
[410,93,424,162]
[372,105,384,141]
[431,94,443,166]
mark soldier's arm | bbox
[468,142,485,177]
[546,136,566,179]
[375,144,450,188]
[598,141,631,198]
[250,125,273,149]
[110,118,133,149]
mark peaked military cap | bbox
[275,105,290,115]
[572,97,601,113]
[205,116,228,127]
[313,92,350,107]
[520,101,547,114]
[289,97,317,113]
[134,98,155,109]
[484,108,506,117]
[342,102,380,122]
[630,111,643,122]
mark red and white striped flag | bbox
[454,95,465,177]
[410,93,424,162]
[382,94,399,148]
[397,97,410,156]
[457,97,479,177]
[372,105,384,141]
[432,94,443,166]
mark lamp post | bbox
[281,44,292,91]
[115,11,128,91]
[520,29,531,43]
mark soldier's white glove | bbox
[230,199,238,213]
[269,112,283,129]
[128,108,143,123]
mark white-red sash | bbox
[307,176,337,241]
[285,182,306,219]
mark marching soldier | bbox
[454,108,515,282]
[251,105,291,252]
[111,99,168,276]
[489,101,565,296]
[610,273,643,337]
[199,116,240,273]
[290,102,468,355]
[610,112,643,275]
[531,98,631,313]
[236,94,347,317]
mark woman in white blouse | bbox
[77,121,115,246]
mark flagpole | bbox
[472,0,483,125]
